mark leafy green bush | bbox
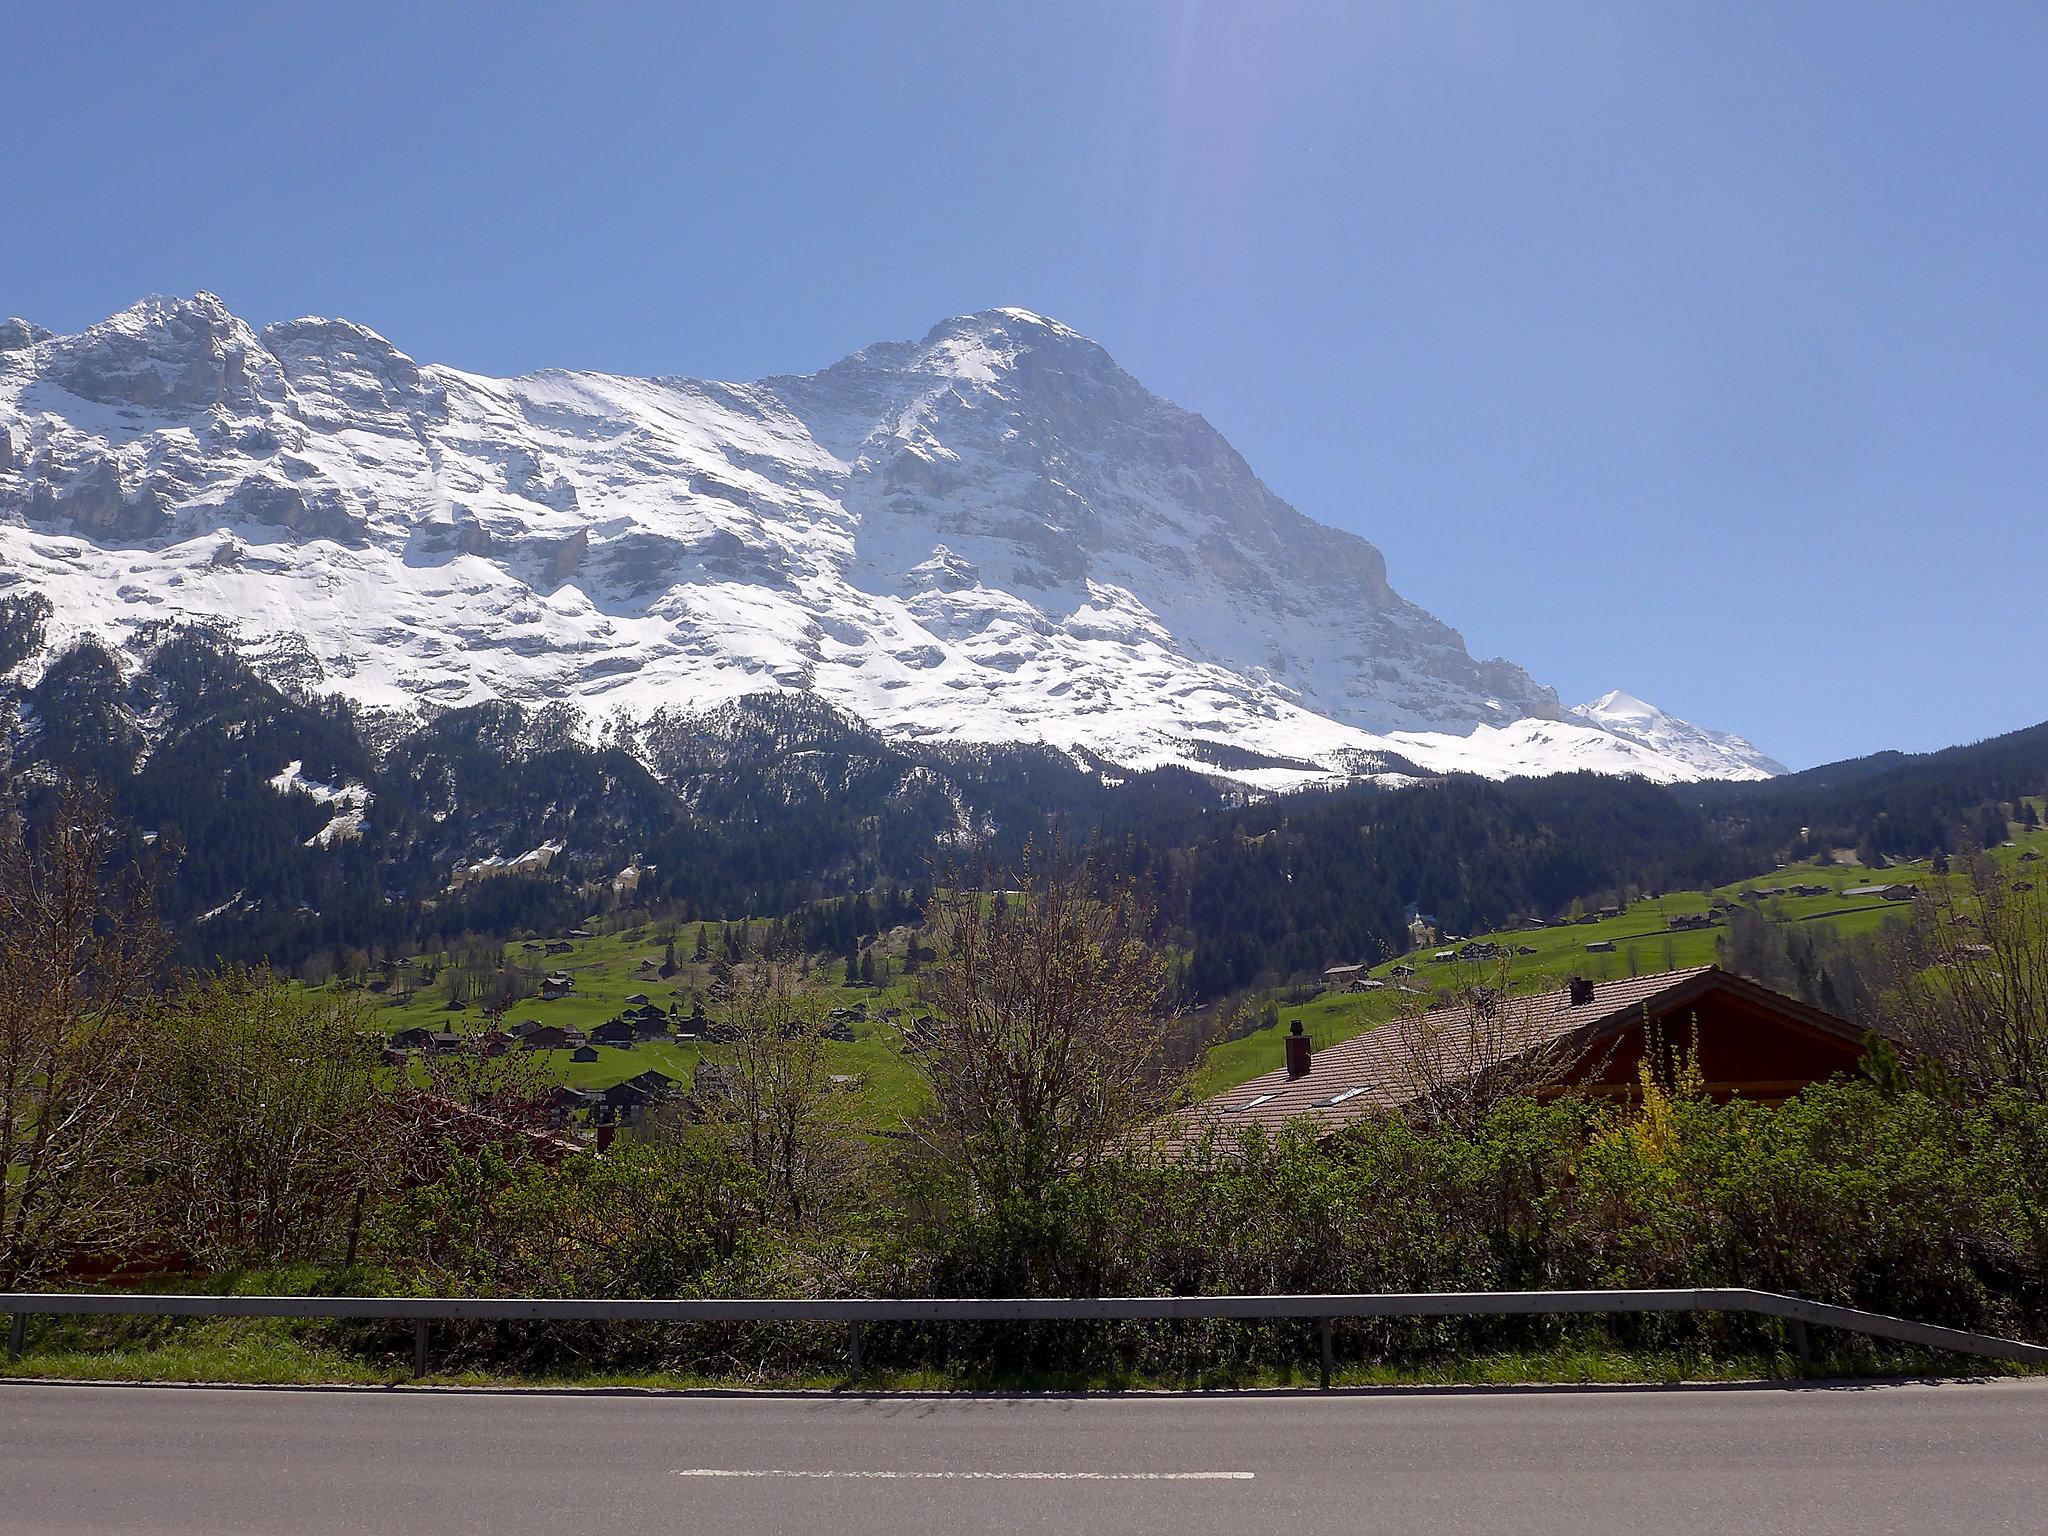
[866,1083,2048,1377]
[34,1081,2048,1385]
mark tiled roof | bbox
[1161,966,1847,1148]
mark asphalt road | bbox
[1,1378,2044,1535]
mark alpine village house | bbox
[1167,966,1873,1148]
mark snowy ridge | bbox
[0,295,1777,786]
[1569,690,1786,781]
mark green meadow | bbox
[335,806,2048,1119]
[1197,806,2048,1098]
[329,918,932,1125]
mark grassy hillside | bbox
[1196,805,2048,1098]
[327,805,2048,1123]
[327,918,932,1124]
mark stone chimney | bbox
[1285,1019,1311,1079]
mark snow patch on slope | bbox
[267,759,371,845]
[452,839,567,888]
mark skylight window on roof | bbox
[1322,1086,1371,1106]
[1229,1093,1277,1113]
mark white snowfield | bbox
[0,296,1781,787]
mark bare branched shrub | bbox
[1389,957,1605,1135]
[381,1027,563,1203]
[1878,855,2048,1101]
[0,785,167,1285]
[705,960,857,1224]
[908,837,1184,1203]
[408,1028,557,1133]
[137,970,385,1270]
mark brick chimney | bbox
[1285,1019,1311,1079]
[1568,976,1596,1007]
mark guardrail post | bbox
[7,1313,22,1363]
[1318,1318,1334,1390]
[1789,1319,1812,1369]
[413,1319,429,1379]
[848,1320,863,1384]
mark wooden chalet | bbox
[590,1019,638,1048]
[519,1024,583,1050]
[1164,966,1872,1148]
[595,1069,683,1114]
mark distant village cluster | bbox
[1316,879,1931,994]
[372,927,912,1131]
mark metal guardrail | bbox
[4,1287,2045,1385]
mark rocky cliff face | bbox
[0,294,1776,785]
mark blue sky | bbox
[3,1,2043,769]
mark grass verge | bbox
[3,1313,2030,1393]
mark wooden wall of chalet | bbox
[1558,992,1867,1105]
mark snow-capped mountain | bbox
[0,294,1777,786]
[1571,690,1787,780]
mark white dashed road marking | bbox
[673,1469,1254,1481]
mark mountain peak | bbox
[1573,690,1785,780]
[40,291,273,413]
[1,295,1777,787]
[100,291,250,347]
[0,317,52,353]
[875,306,1110,387]
[260,315,442,431]
[947,306,1086,340]
[1583,688,1655,720]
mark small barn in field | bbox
[1166,967,1872,1148]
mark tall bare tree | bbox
[0,786,167,1286]
[707,960,855,1224]
[907,838,1183,1204]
